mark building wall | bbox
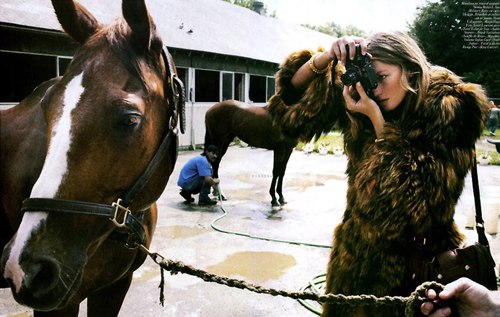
[0,25,278,147]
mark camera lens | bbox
[341,70,360,86]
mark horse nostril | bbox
[24,257,61,298]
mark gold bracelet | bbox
[308,52,328,74]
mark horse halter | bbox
[21,47,186,248]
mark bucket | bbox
[465,206,475,229]
[484,202,499,235]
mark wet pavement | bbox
[1,140,500,317]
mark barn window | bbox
[249,75,275,103]
[57,56,72,76]
[249,74,266,103]
[0,51,57,103]
[221,72,233,101]
[234,73,245,101]
[195,69,219,102]
[266,76,276,101]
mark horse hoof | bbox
[278,198,287,205]
[271,200,281,211]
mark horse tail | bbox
[204,127,213,150]
[204,105,215,149]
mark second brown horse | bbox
[205,100,297,208]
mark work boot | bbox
[212,188,227,201]
[180,190,194,203]
[198,196,217,206]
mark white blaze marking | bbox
[4,73,84,292]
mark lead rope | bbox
[139,245,442,316]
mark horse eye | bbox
[122,113,142,127]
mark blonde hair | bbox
[347,32,431,141]
[367,31,430,114]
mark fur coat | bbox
[269,50,490,316]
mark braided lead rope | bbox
[144,250,444,317]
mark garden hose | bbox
[210,185,332,248]
[297,273,327,315]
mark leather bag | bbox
[407,153,498,292]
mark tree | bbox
[222,0,276,17]
[302,21,366,38]
[224,0,364,37]
[409,0,500,98]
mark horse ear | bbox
[51,0,101,44]
[122,0,152,53]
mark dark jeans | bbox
[487,117,498,133]
[181,177,210,197]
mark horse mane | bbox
[102,18,164,93]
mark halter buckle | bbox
[111,199,131,228]
[170,74,180,98]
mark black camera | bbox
[340,45,378,99]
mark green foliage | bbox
[222,0,275,17]
[296,133,344,153]
[409,0,500,98]
[477,148,500,165]
[224,0,364,37]
[301,22,366,37]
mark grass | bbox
[478,150,500,165]
[295,132,344,154]
[295,130,500,165]
[480,129,499,165]
[184,130,499,165]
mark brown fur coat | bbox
[269,50,490,316]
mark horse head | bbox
[0,0,182,311]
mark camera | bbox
[340,45,378,99]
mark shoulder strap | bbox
[471,146,489,246]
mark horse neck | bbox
[1,80,55,225]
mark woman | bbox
[268,32,489,316]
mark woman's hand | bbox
[290,35,368,89]
[343,83,379,117]
[329,36,367,65]
[343,82,385,138]
[420,278,500,317]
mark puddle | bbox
[158,225,208,240]
[172,201,219,212]
[206,251,296,282]
[132,265,158,282]
[266,213,283,221]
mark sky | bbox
[262,0,435,34]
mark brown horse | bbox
[0,0,184,316]
[205,100,298,208]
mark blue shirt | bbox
[177,155,212,187]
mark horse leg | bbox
[275,146,294,206]
[34,305,79,317]
[211,137,232,200]
[86,272,133,317]
[269,149,281,208]
[269,175,280,208]
[276,175,286,205]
